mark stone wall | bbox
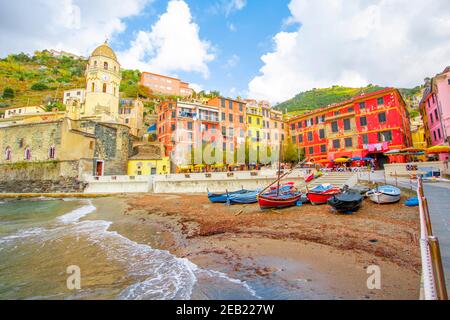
[94,123,131,175]
[0,178,87,194]
[0,121,62,164]
[0,160,90,193]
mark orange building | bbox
[140,72,194,97]
[207,97,247,152]
[156,100,220,157]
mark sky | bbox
[0,0,449,104]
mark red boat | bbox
[306,185,341,205]
[258,192,302,210]
[304,173,315,183]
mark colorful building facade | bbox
[140,72,194,97]
[287,88,412,167]
[420,68,450,147]
[207,97,247,154]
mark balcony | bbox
[179,111,196,119]
[199,115,219,123]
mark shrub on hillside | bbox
[2,87,15,99]
[31,82,50,91]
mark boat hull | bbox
[366,185,401,204]
[367,193,401,204]
[327,191,363,213]
[258,193,302,209]
[306,188,341,205]
[208,189,250,203]
[226,191,259,205]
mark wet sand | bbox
[105,193,421,300]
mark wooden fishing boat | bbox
[258,191,302,210]
[226,190,260,205]
[327,191,363,213]
[306,184,341,205]
[366,185,401,204]
[208,189,250,203]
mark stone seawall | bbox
[0,178,87,194]
[0,160,92,194]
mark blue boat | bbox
[208,189,251,203]
[226,190,260,205]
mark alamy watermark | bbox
[66,265,81,290]
[366,265,381,290]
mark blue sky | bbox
[114,0,293,99]
[1,0,449,103]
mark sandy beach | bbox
[103,192,421,300]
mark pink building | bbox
[419,67,450,161]
[435,67,450,143]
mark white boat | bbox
[366,185,401,204]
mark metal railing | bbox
[417,176,448,300]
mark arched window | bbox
[5,147,12,161]
[91,82,95,92]
[24,147,31,161]
[49,146,56,159]
[94,60,97,67]
[103,83,107,93]
[104,62,108,70]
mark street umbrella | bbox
[362,157,374,161]
[426,145,450,154]
[349,157,362,161]
[333,158,350,163]
[316,159,331,164]
[384,149,401,155]
[401,147,425,153]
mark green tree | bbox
[2,87,15,99]
[283,141,299,164]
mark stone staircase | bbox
[303,172,358,190]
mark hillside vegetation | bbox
[0,51,157,112]
[275,84,423,117]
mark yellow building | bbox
[128,144,170,175]
[245,99,263,147]
[411,116,427,149]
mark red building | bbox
[287,88,412,168]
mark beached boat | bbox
[208,189,250,203]
[327,191,363,213]
[306,184,342,205]
[304,173,315,183]
[258,191,302,210]
[226,190,260,205]
[366,185,401,204]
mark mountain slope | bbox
[275,84,423,117]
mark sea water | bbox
[0,198,260,300]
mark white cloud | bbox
[227,23,237,32]
[119,0,215,78]
[190,83,203,92]
[209,0,247,17]
[248,0,450,103]
[0,0,151,57]
[224,54,240,68]
[225,0,246,16]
